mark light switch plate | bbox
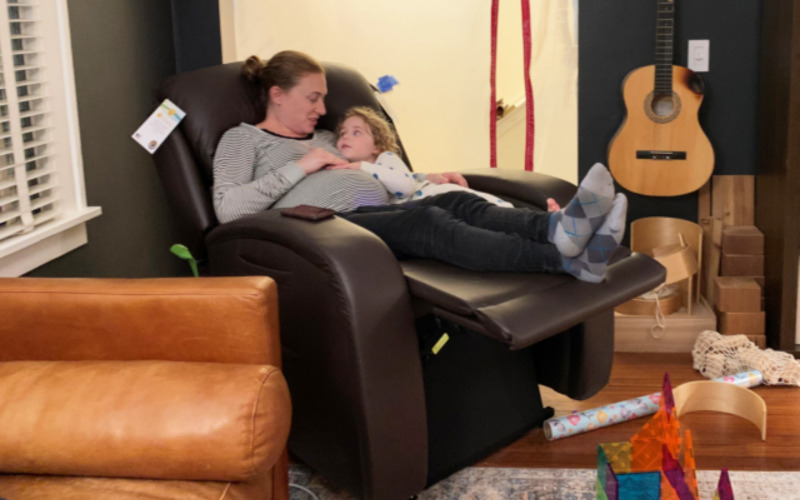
[688,39,710,72]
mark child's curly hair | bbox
[338,106,400,155]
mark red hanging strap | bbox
[521,0,534,171]
[490,0,535,171]
[489,0,499,168]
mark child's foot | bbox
[548,163,615,257]
[562,193,627,283]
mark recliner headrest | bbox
[157,61,403,184]
[158,62,264,184]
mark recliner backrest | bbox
[153,61,406,260]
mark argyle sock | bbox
[548,162,615,257]
[562,193,627,283]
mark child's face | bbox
[337,116,379,162]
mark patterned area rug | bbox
[289,464,800,499]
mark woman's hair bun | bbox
[242,51,323,104]
[241,55,265,82]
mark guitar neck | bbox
[654,0,675,95]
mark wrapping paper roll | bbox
[543,370,763,441]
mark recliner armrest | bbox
[462,168,578,209]
[207,209,400,275]
[205,210,429,500]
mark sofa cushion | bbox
[0,473,271,500]
[0,360,290,482]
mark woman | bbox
[212,50,626,282]
[213,50,469,221]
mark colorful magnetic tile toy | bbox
[596,374,734,500]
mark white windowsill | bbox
[0,206,102,276]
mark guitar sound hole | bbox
[651,94,675,117]
[644,91,681,124]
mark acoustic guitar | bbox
[607,0,714,197]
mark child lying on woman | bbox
[331,106,515,207]
[215,51,626,282]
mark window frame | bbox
[0,0,101,277]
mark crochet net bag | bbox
[692,330,800,385]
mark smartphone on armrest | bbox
[280,205,336,221]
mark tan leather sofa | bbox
[0,276,291,500]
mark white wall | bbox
[219,0,576,182]
[495,0,577,182]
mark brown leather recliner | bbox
[153,62,666,500]
[0,276,291,500]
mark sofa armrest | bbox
[462,168,578,209]
[0,360,291,482]
[0,276,281,366]
[206,210,429,499]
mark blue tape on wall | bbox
[377,75,398,93]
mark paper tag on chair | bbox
[132,99,185,154]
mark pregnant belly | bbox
[273,169,389,212]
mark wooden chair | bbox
[630,217,703,314]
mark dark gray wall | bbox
[28,0,220,278]
[171,0,222,73]
[579,0,761,228]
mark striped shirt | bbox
[212,123,389,223]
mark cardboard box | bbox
[738,275,765,288]
[721,252,764,276]
[614,297,717,352]
[718,310,766,335]
[715,276,762,312]
[722,225,764,255]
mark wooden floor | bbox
[478,352,800,471]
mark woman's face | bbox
[270,72,327,137]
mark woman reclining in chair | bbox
[212,50,627,283]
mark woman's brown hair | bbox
[242,50,324,104]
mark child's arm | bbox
[357,152,417,199]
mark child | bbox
[332,106,514,207]
[330,107,631,281]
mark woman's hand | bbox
[327,162,362,170]
[547,198,561,212]
[296,148,347,174]
[426,172,468,187]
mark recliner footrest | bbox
[401,250,666,350]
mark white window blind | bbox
[0,0,57,242]
[0,0,100,276]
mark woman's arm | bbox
[212,128,304,223]
[423,172,468,187]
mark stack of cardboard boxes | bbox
[713,225,766,347]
